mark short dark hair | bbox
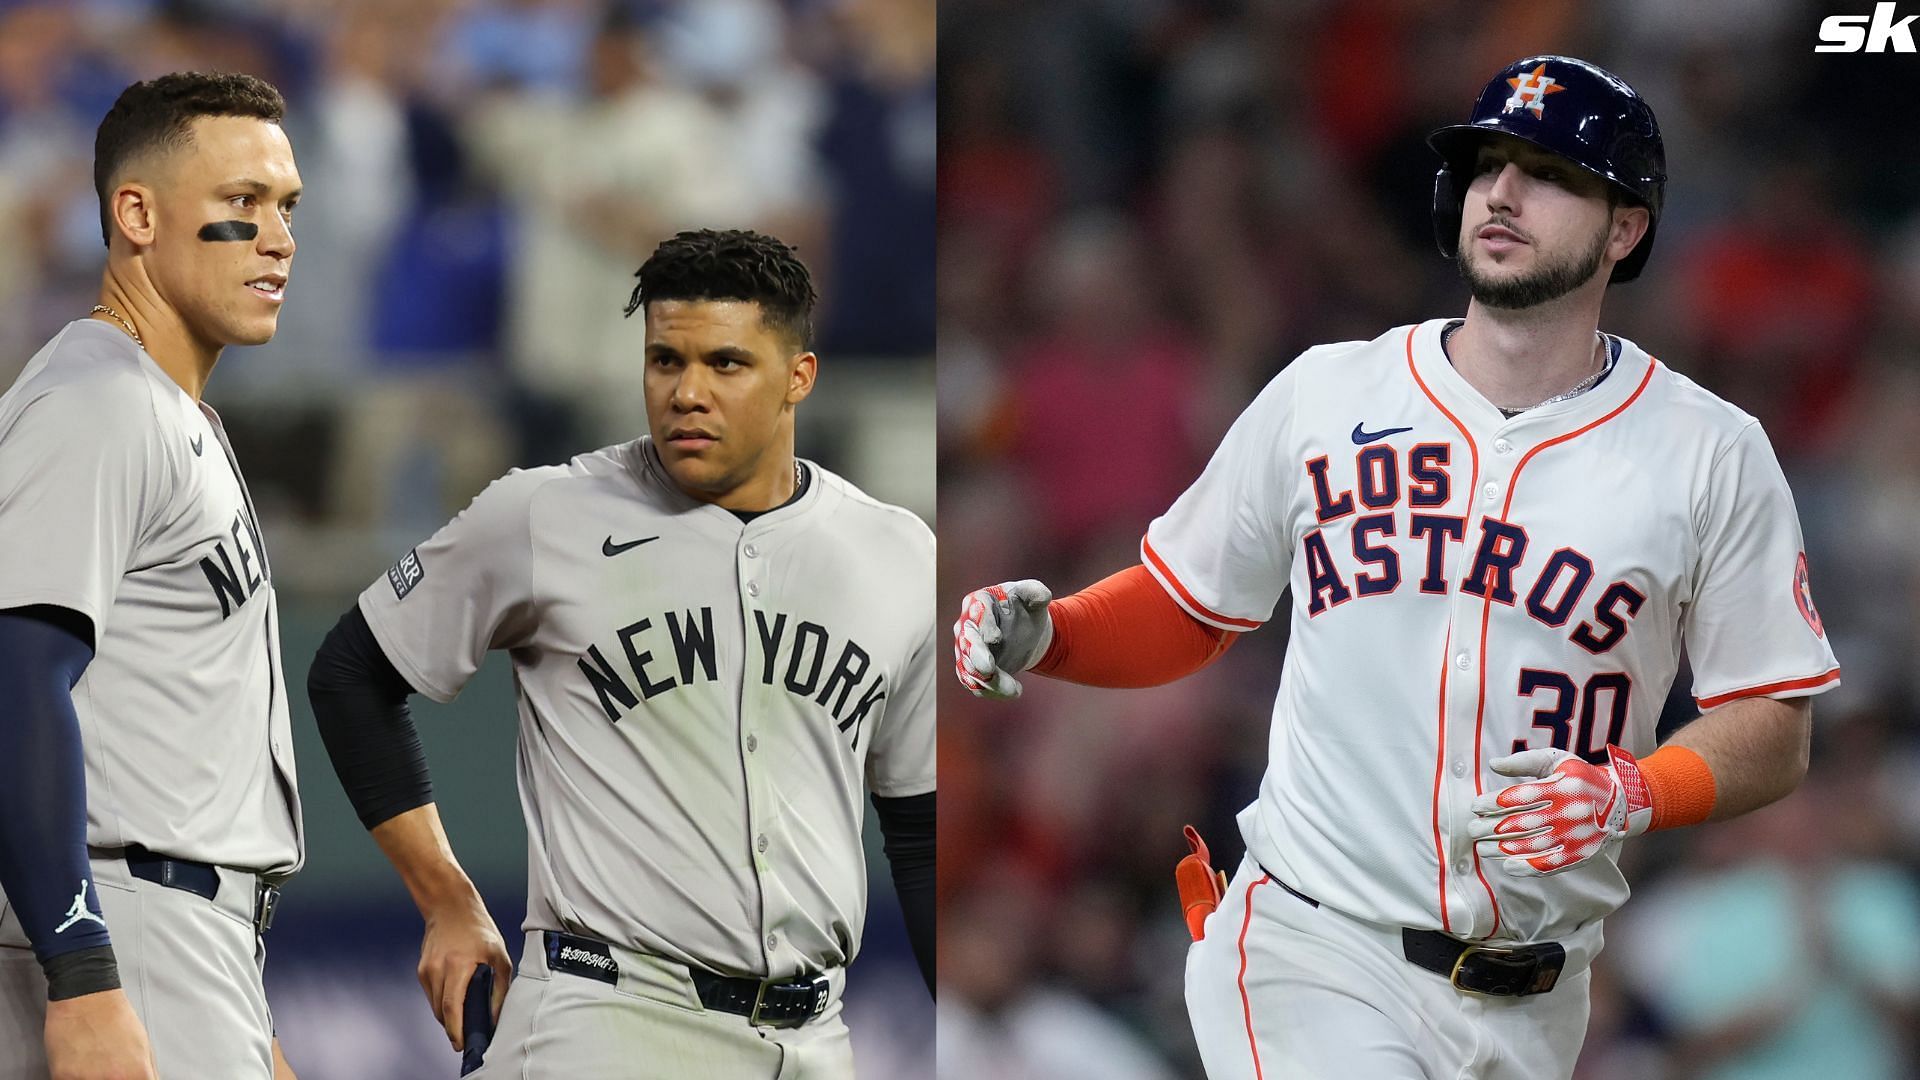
[624,229,818,349]
[94,71,287,247]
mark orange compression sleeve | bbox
[1638,744,1717,831]
[1029,564,1237,687]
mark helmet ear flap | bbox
[1432,165,1464,261]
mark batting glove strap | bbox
[1469,745,1654,876]
[1604,745,1655,837]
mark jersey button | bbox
[767,934,778,951]
[1493,439,1512,454]
[747,582,760,597]
[1451,761,1466,778]
[745,543,759,558]
[1482,481,1499,501]
[757,834,769,853]
[746,735,758,753]
[1454,859,1469,875]
[1454,651,1470,670]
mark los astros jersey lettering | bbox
[359,439,936,979]
[1145,319,1838,942]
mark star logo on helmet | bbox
[1503,64,1566,117]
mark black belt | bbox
[94,846,280,937]
[1400,928,1566,997]
[1263,867,1566,997]
[544,931,831,1029]
[689,968,832,1029]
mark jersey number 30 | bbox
[1512,668,1630,765]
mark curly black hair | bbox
[624,229,818,350]
[94,71,287,247]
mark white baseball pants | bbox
[1185,856,1593,1080]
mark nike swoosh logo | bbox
[1351,423,1414,445]
[190,434,204,456]
[602,536,660,557]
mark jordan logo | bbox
[1503,63,1566,117]
[53,880,106,934]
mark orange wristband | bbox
[1637,744,1717,831]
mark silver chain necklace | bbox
[90,304,143,348]
[1443,322,1611,414]
[1518,339,1611,410]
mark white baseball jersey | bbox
[0,319,302,873]
[359,438,936,979]
[1146,318,1838,943]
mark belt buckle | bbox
[747,974,829,1029]
[746,980,781,1028]
[253,882,280,936]
[1448,943,1533,997]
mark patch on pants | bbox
[546,933,619,986]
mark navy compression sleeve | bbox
[0,606,118,998]
[307,604,432,830]
[871,792,934,995]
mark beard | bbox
[1457,220,1609,309]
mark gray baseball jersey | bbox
[359,437,936,979]
[0,319,301,873]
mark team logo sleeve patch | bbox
[387,548,426,601]
[1794,551,1824,638]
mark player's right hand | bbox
[417,895,513,1053]
[44,988,159,1080]
[953,580,1054,699]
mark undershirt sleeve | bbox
[870,791,933,995]
[307,604,432,831]
[0,606,118,996]
[1031,564,1237,687]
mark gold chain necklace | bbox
[90,305,143,348]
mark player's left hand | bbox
[1468,746,1653,876]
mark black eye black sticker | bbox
[198,221,258,242]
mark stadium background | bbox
[0,0,933,1076]
[938,3,1920,1078]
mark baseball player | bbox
[0,73,305,1079]
[307,228,935,1078]
[956,55,1840,1079]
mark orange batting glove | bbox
[1468,746,1654,876]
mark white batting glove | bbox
[1468,746,1653,876]
[952,580,1054,699]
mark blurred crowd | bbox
[938,2,1920,1078]
[0,0,935,590]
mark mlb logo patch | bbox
[388,549,425,600]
